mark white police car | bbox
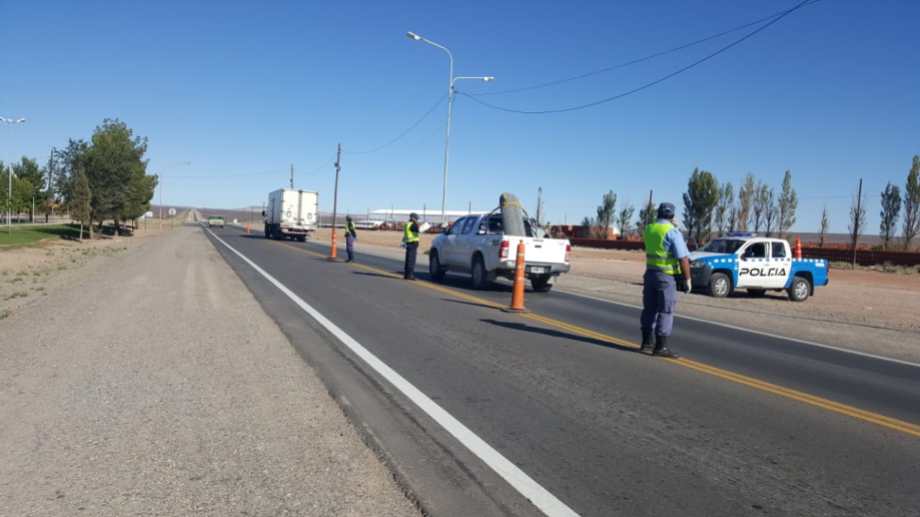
[689,233,828,302]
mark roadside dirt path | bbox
[314,228,920,364]
[0,225,417,516]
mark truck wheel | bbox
[709,272,732,298]
[471,255,489,290]
[787,276,811,302]
[298,235,306,242]
[531,275,553,293]
[747,289,766,298]
[428,250,447,282]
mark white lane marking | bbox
[205,228,579,517]
[554,288,920,370]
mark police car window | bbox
[743,242,767,259]
[703,239,744,254]
[461,217,477,235]
[772,242,787,258]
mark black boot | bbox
[653,335,678,358]
[640,329,654,354]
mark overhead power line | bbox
[345,94,447,155]
[472,0,821,97]
[458,0,815,115]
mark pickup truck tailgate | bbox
[503,236,569,265]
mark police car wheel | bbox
[709,272,732,298]
[788,276,811,302]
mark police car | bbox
[689,233,828,302]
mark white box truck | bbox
[263,188,319,241]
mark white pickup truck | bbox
[428,210,571,292]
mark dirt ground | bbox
[313,228,920,363]
[1,224,418,516]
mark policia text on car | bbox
[639,203,691,358]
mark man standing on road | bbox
[345,216,357,263]
[402,213,421,280]
[640,202,691,358]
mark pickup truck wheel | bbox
[531,275,553,293]
[471,255,489,290]
[709,272,732,298]
[428,250,446,282]
[747,289,766,298]
[787,276,811,302]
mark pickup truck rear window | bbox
[772,242,787,258]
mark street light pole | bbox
[406,32,494,227]
[2,117,27,234]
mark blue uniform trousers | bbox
[641,269,677,337]
[345,234,355,261]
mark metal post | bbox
[329,144,341,260]
[440,67,454,226]
[852,177,863,268]
[290,164,294,189]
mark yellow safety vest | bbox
[644,223,679,275]
[403,222,420,244]
[346,221,356,234]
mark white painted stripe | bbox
[554,289,920,370]
[204,228,579,517]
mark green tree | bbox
[12,157,46,222]
[777,170,798,237]
[637,197,655,236]
[69,169,92,240]
[752,182,771,233]
[879,182,901,250]
[85,119,151,235]
[849,185,867,264]
[714,181,734,236]
[617,204,635,239]
[682,168,719,245]
[594,190,617,239]
[818,206,829,248]
[904,156,920,250]
[763,187,777,237]
[736,174,756,231]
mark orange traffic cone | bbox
[328,229,338,261]
[794,236,802,259]
[504,240,527,313]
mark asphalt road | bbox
[205,226,920,517]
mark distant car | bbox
[689,233,829,302]
[207,216,225,228]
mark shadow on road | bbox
[480,318,637,353]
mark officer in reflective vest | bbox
[402,212,421,280]
[640,202,691,357]
[345,216,357,263]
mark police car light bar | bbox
[726,231,756,238]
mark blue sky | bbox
[2,0,918,233]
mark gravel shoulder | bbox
[0,225,418,516]
[313,228,920,364]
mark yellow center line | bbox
[266,236,920,438]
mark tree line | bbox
[579,155,920,252]
[581,168,799,245]
[2,119,157,239]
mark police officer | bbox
[640,202,691,357]
[345,216,357,263]
[402,213,421,280]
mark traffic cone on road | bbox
[504,241,527,313]
[328,229,338,261]
[794,236,802,259]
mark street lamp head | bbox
[406,31,422,41]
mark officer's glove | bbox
[684,278,692,293]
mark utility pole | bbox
[536,187,543,225]
[289,164,294,189]
[851,177,863,268]
[328,144,341,261]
